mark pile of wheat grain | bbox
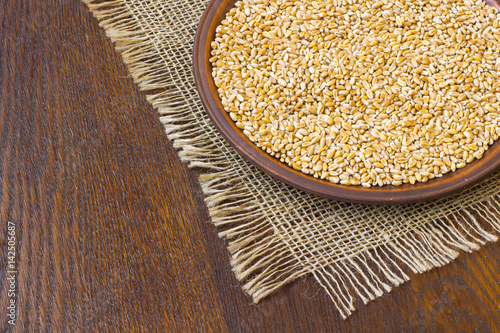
[211,0,500,186]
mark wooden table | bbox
[1,0,500,331]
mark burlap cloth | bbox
[84,0,500,318]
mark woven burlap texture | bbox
[84,0,500,318]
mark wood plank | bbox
[0,0,499,331]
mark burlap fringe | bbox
[84,0,500,319]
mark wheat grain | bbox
[211,0,500,186]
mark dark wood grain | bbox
[194,0,500,205]
[0,0,499,331]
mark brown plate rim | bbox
[192,0,500,205]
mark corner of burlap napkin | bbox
[83,0,500,318]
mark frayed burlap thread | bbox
[83,0,500,319]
